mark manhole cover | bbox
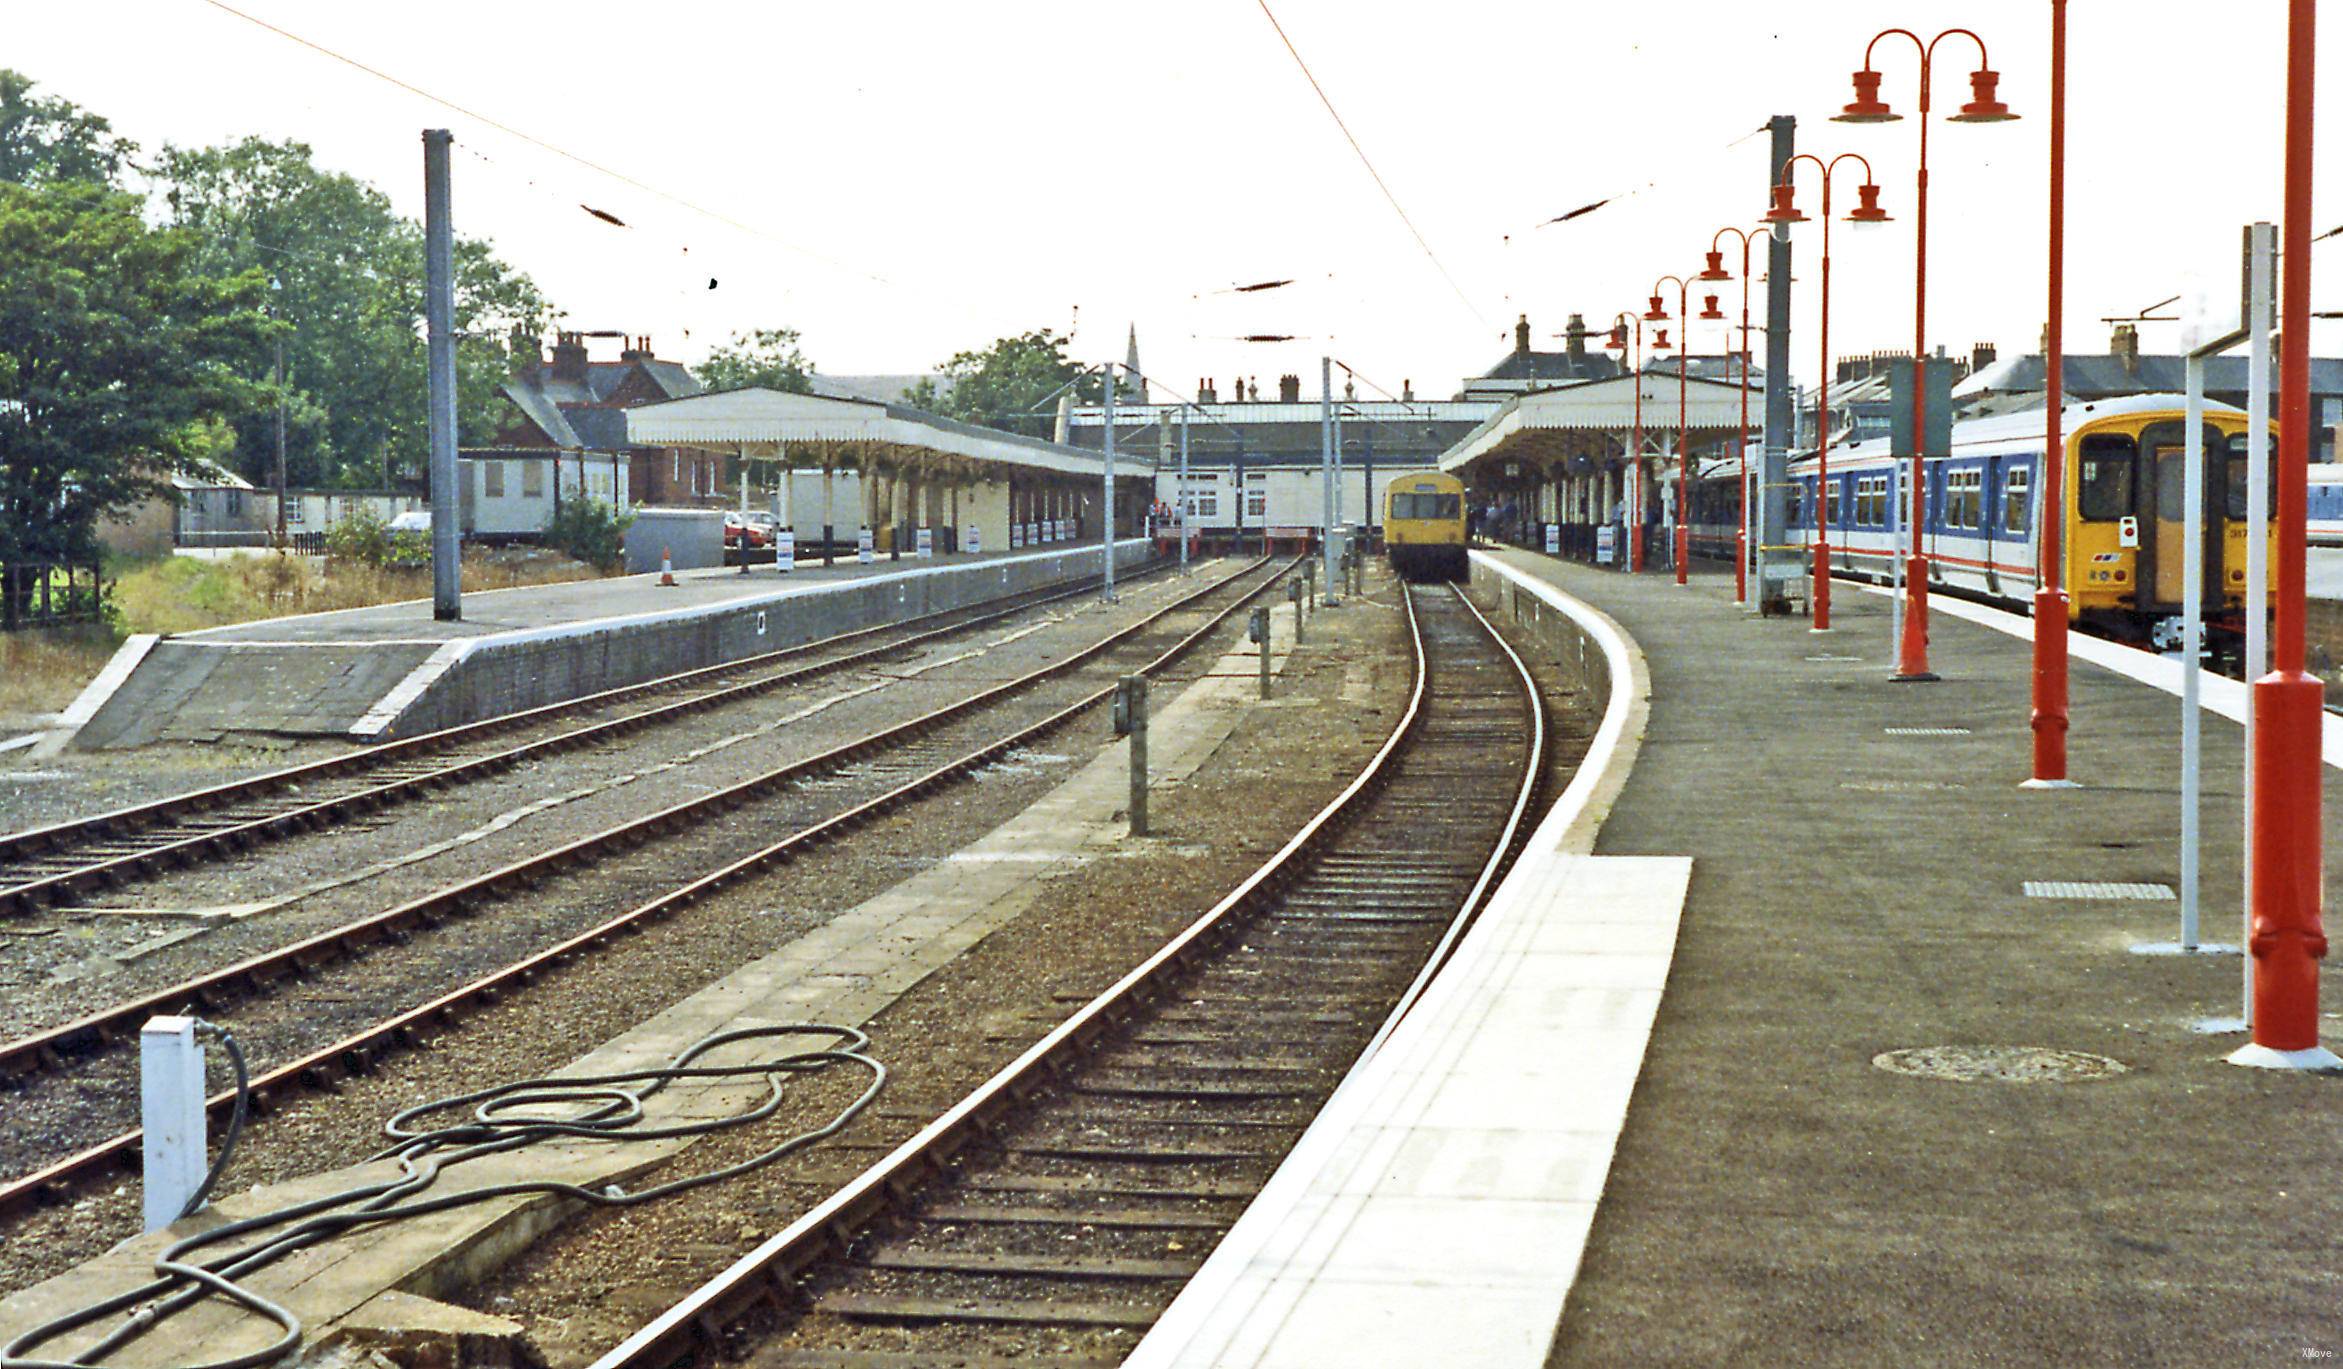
[1873,1045,2128,1083]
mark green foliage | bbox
[0,70,132,188]
[907,329,1101,438]
[0,181,273,562]
[697,327,814,394]
[542,497,634,572]
[157,136,552,490]
[321,506,425,568]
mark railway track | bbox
[593,582,1547,1369]
[0,562,1176,918]
[0,556,1291,1222]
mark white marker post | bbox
[2242,223,2276,1029]
[141,1016,206,1232]
[2181,351,2206,950]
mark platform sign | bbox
[857,526,874,564]
[915,527,933,558]
[1011,523,1024,548]
[1027,522,1040,546]
[1058,519,1069,542]
[774,530,794,571]
[1596,524,1617,565]
[966,524,982,555]
[1544,523,1560,555]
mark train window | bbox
[2222,434,2251,519]
[2004,466,2030,532]
[1390,492,1461,520]
[2077,434,2136,520]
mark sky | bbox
[12,1,2339,404]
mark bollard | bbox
[1250,607,1272,699]
[1304,558,1317,610]
[1117,674,1149,837]
[1288,579,1306,644]
[141,1016,206,1232]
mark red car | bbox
[722,513,772,549]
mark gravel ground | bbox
[460,577,1419,1367]
[0,565,1233,1030]
[0,563,1279,1212]
[0,559,1305,1296]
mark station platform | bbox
[1140,550,2343,1366]
[58,539,1149,749]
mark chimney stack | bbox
[1514,314,1532,354]
[549,331,589,383]
[1971,341,1997,376]
[1402,379,1414,403]
[1564,313,1589,364]
[1278,373,1301,404]
[2111,322,2140,376]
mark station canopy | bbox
[623,386,1123,478]
[1438,370,1762,479]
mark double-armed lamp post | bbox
[1641,278,1728,586]
[1699,228,1763,605]
[1832,28,2018,677]
[1603,312,1670,572]
[1761,153,1891,631]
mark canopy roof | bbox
[1438,371,1763,477]
[625,387,1121,478]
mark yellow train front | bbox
[1385,470,1468,580]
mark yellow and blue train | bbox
[1384,469,1469,580]
[1685,394,2274,648]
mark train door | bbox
[2138,420,2223,611]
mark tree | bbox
[0,70,132,188]
[0,181,273,563]
[697,327,814,394]
[907,329,1101,438]
[158,137,551,489]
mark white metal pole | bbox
[1178,407,1191,574]
[2182,352,2205,950]
[423,129,460,622]
[1891,472,1905,665]
[2243,221,2276,1024]
[1320,357,1336,597]
[1103,370,1118,602]
[141,1016,205,1232]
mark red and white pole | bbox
[2026,0,2075,789]
[2234,0,2335,1071]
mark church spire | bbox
[1122,324,1147,404]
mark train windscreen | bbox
[1390,492,1460,520]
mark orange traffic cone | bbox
[659,547,676,587]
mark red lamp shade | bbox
[1648,328,1673,352]
[1605,323,1629,351]
[1761,183,1807,225]
[1846,182,1892,224]
[1698,294,1727,321]
[1642,294,1669,323]
[1696,249,1732,282]
[1948,67,2018,122]
[1833,68,1899,123]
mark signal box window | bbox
[2077,434,2136,521]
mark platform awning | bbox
[1438,371,1761,478]
[624,387,1122,478]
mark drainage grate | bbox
[1874,1045,2128,1083]
[1884,726,1970,736]
[2022,880,2175,901]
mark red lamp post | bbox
[1643,278,1730,586]
[1762,154,1891,631]
[1700,232,1762,605]
[2235,0,2333,1069]
[2022,0,2074,786]
[1604,312,1660,571]
[1835,27,2019,680]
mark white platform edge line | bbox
[1851,581,2343,770]
[1126,552,1671,1368]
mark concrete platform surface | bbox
[1517,556,2343,1367]
[66,539,1150,748]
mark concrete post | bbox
[1103,373,1118,601]
[141,1016,206,1232]
[1289,578,1306,644]
[1320,357,1338,604]
[1759,113,1796,615]
[1178,407,1192,573]
[1252,607,1272,699]
[423,129,460,622]
[1121,674,1149,838]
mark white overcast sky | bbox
[13,1,2339,401]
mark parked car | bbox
[723,512,772,549]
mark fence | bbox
[1,561,108,632]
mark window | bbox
[484,461,507,497]
[2077,434,2135,521]
[225,489,244,517]
[1390,492,1461,520]
[2004,465,2030,532]
[2225,440,2250,520]
[1245,480,1266,519]
[1787,481,1806,528]
[522,460,544,499]
[671,453,681,482]
[285,497,304,524]
[1183,480,1218,518]
[1944,468,1983,530]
